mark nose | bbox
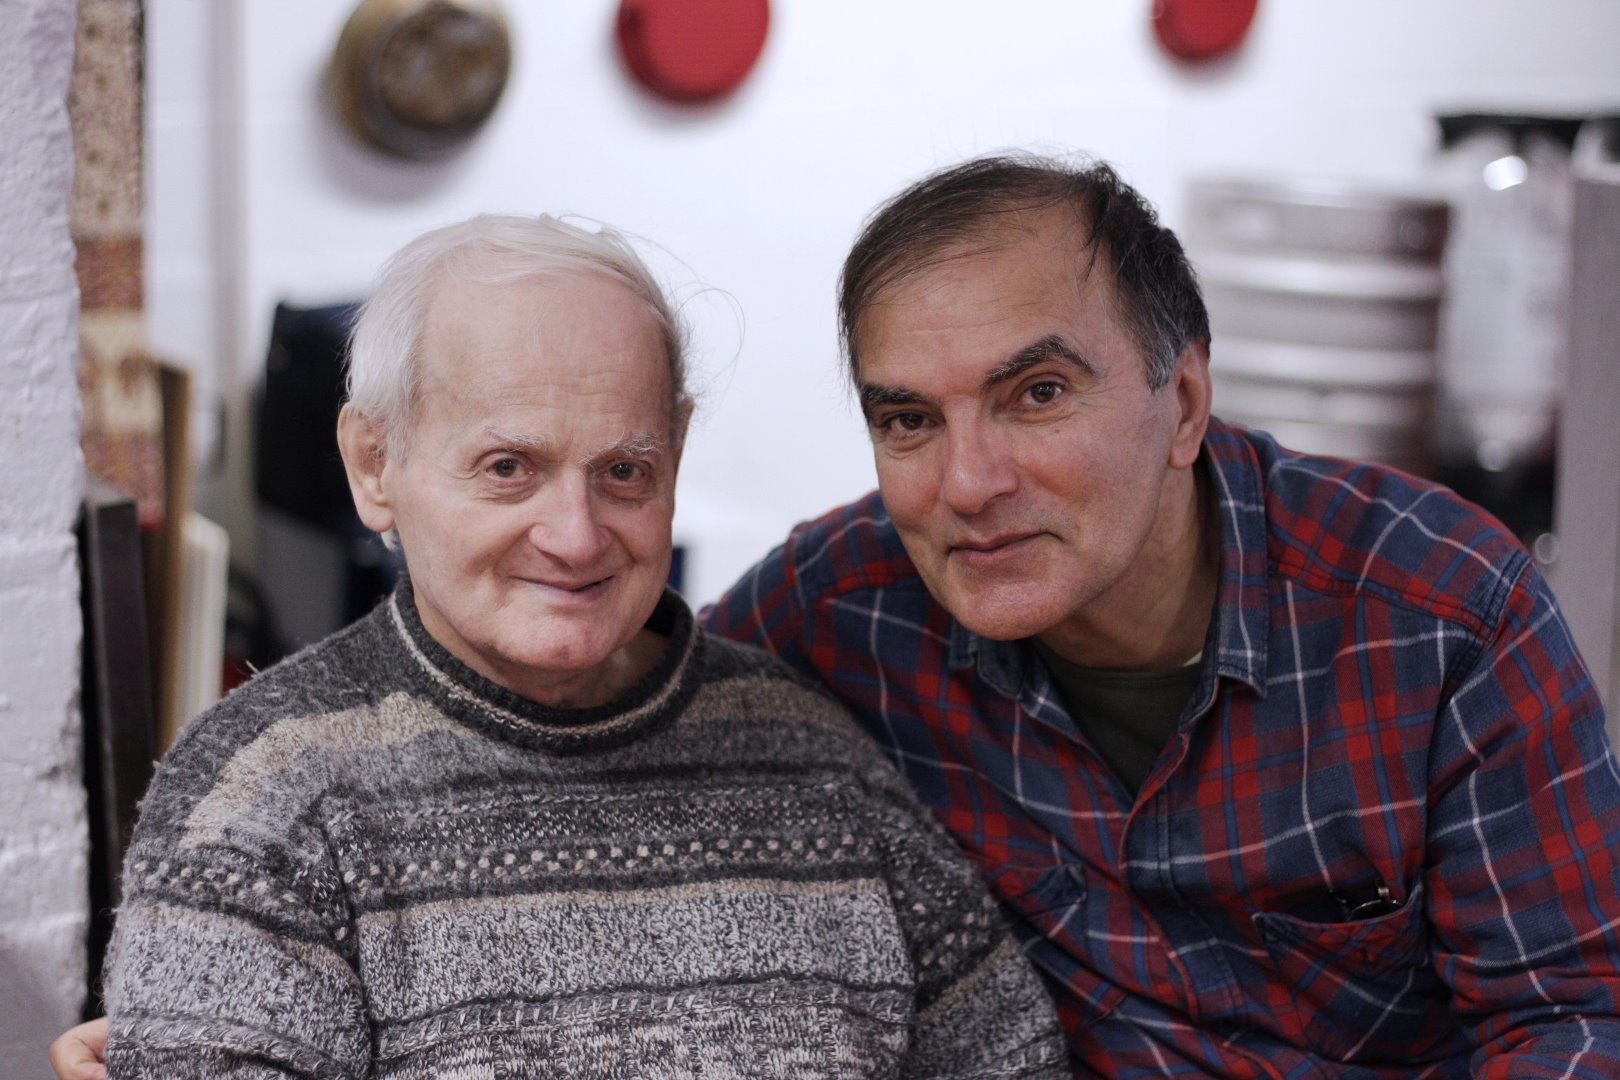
[526,473,612,566]
[938,417,1017,516]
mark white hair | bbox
[345,214,692,460]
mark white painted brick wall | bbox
[0,0,90,1074]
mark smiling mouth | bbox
[525,575,613,595]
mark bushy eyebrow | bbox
[980,334,1096,390]
[482,426,553,454]
[857,382,927,419]
[579,431,665,468]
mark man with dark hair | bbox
[708,153,1620,1074]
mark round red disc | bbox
[616,0,771,103]
[1151,0,1258,62]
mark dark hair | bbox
[838,153,1209,390]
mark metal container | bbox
[1186,179,1450,472]
[1188,179,1447,259]
[1211,339,1436,474]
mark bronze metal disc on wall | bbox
[330,0,513,159]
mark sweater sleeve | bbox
[102,745,369,1078]
[856,757,1070,1078]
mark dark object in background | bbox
[329,0,513,159]
[1436,113,1586,157]
[1151,0,1259,63]
[78,479,158,1015]
[258,302,361,536]
[222,564,292,693]
[257,301,402,634]
[616,0,770,103]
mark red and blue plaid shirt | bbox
[703,418,1620,1077]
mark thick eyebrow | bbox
[980,334,1097,391]
[483,426,553,454]
[579,431,665,468]
[857,382,928,419]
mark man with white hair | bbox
[81,214,1067,1079]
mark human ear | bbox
[336,404,396,535]
[1167,339,1212,470]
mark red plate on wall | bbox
[1152,0,1258,63]
[616,0,771,103]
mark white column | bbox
[0,0,91,1067]
[1554,173,1620,739]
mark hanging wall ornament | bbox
[1151,0,1258,63]
[330,0,513,159]
[615,0,771,104]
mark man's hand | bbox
[48,1017,107,1080]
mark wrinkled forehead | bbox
[392,273,678,451]
[418,272,671,384]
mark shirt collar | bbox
[944,417,1271,699]
[1202,417,1270,695]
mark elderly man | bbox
[77,214,1066,1079]
[702,156,1620,1075]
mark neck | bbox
[1037,462,1218,671]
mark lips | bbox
[951,533,1040,554]
[520,574,614,596]
[947,533,1046,569]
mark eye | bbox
[879,411,931,435]
[487,456,525,479]
[1026,381,1062,405]
[599,459,655,490]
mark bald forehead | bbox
[393,272,676,449]
[419,273,669,377]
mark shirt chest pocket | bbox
[1250,881,1464,1064]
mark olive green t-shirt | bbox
[1032,640,1201,796]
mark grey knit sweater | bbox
[104,584,1067,1078]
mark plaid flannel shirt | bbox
[703,418,1620,1077]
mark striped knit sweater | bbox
[104,583,1067,1078]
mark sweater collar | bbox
[383,577,703,754]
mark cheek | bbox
[606,500,676,556]
[421,513,533,577]
[873,457,939,524]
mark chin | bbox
[512,634,624,674]
[941,583,1072,642]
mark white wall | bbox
[0,0,89,1069]
[147,0,1620,604]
